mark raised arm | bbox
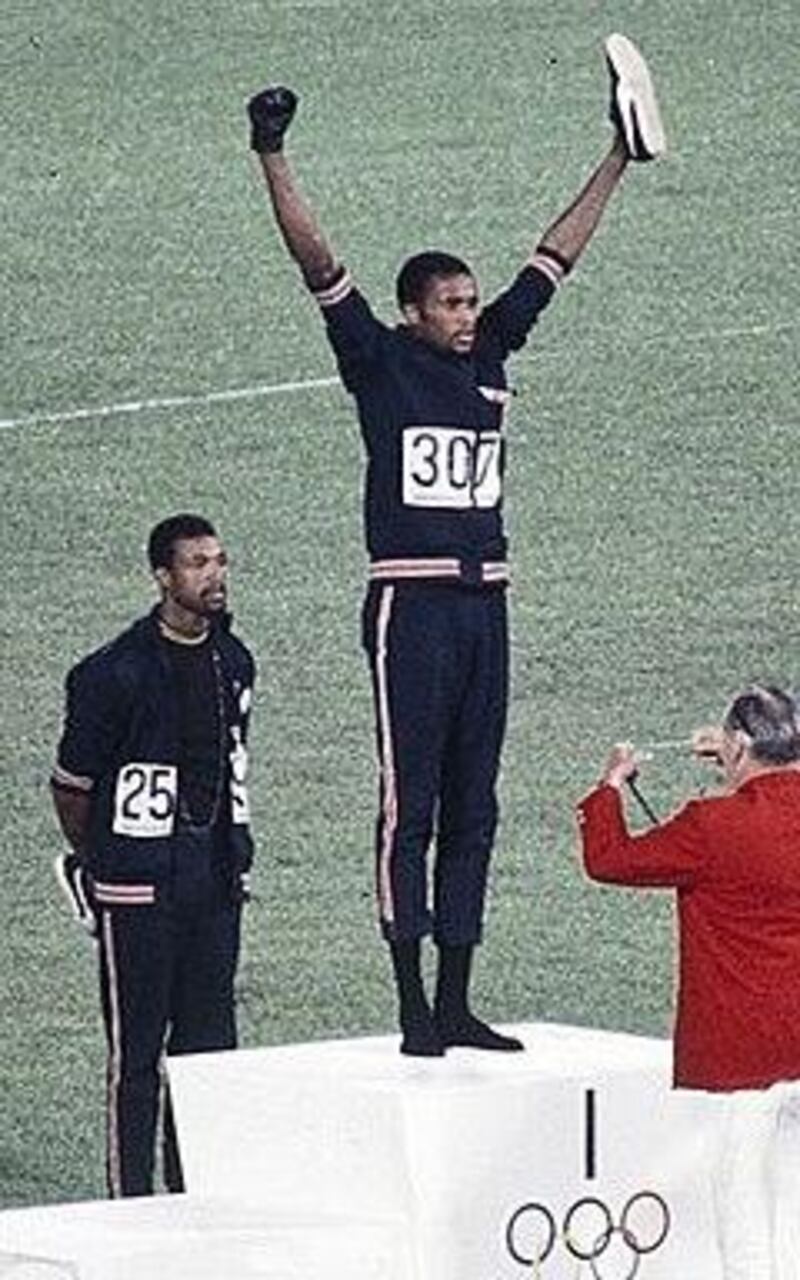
[535,136,628,272]
[534,33,665,273]
[248,87,341,291]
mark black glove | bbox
[247,86,298,153]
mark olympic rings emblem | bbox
[505,1191,670,1279]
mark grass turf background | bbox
[1,0,798,1206]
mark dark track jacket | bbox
[53,609,255,906]
[310,252,564,585]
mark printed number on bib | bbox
[112,763,177,838]
[402,427,502,509]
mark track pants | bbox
[712,1084,800,1280]
[362,581,508,945]
[98,897,241,1197]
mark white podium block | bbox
[168,1022,725,1279]
[0,1256,78,1279]
[0,1198,414,1280]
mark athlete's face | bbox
[158,536,228,619]
[403,273,480,355]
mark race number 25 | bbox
[402,427,502,509]
[112,763,177,838]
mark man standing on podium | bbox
[247,38,665,1055]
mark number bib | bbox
[113,763,178,838]
[402,427,502,509]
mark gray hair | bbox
[724,685,800,764]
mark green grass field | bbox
[1,0,798,1208]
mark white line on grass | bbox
[0,318,795,435]
[0,375,341,434]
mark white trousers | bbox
[713,1083,800,1280]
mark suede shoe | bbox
[605,33,666,161]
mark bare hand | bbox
[601,741,642,790]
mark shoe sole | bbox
[605,33,666,160]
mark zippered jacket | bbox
[53,608,255,903]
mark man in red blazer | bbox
[578,683,800,1280]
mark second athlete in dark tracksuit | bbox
[310,253,563,947]
[52,609,255,1196]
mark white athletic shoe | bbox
[54,852,97,936]
[605,33,666,161]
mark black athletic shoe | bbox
[605,33,666,161]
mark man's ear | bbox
[401,302,421,326]
[154,566,171,593]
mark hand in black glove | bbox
[247,86,298,153]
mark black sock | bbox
[389,939,445,1057]
[434,943,524,1052]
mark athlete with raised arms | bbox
[247,37,665,1055]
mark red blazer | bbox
[578,770,800,1090]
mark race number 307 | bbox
[112,763,177,838]
[402,427,502,509]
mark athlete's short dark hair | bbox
[724,684,800,764]
[147,514,217,571]
[395,250,474,308]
